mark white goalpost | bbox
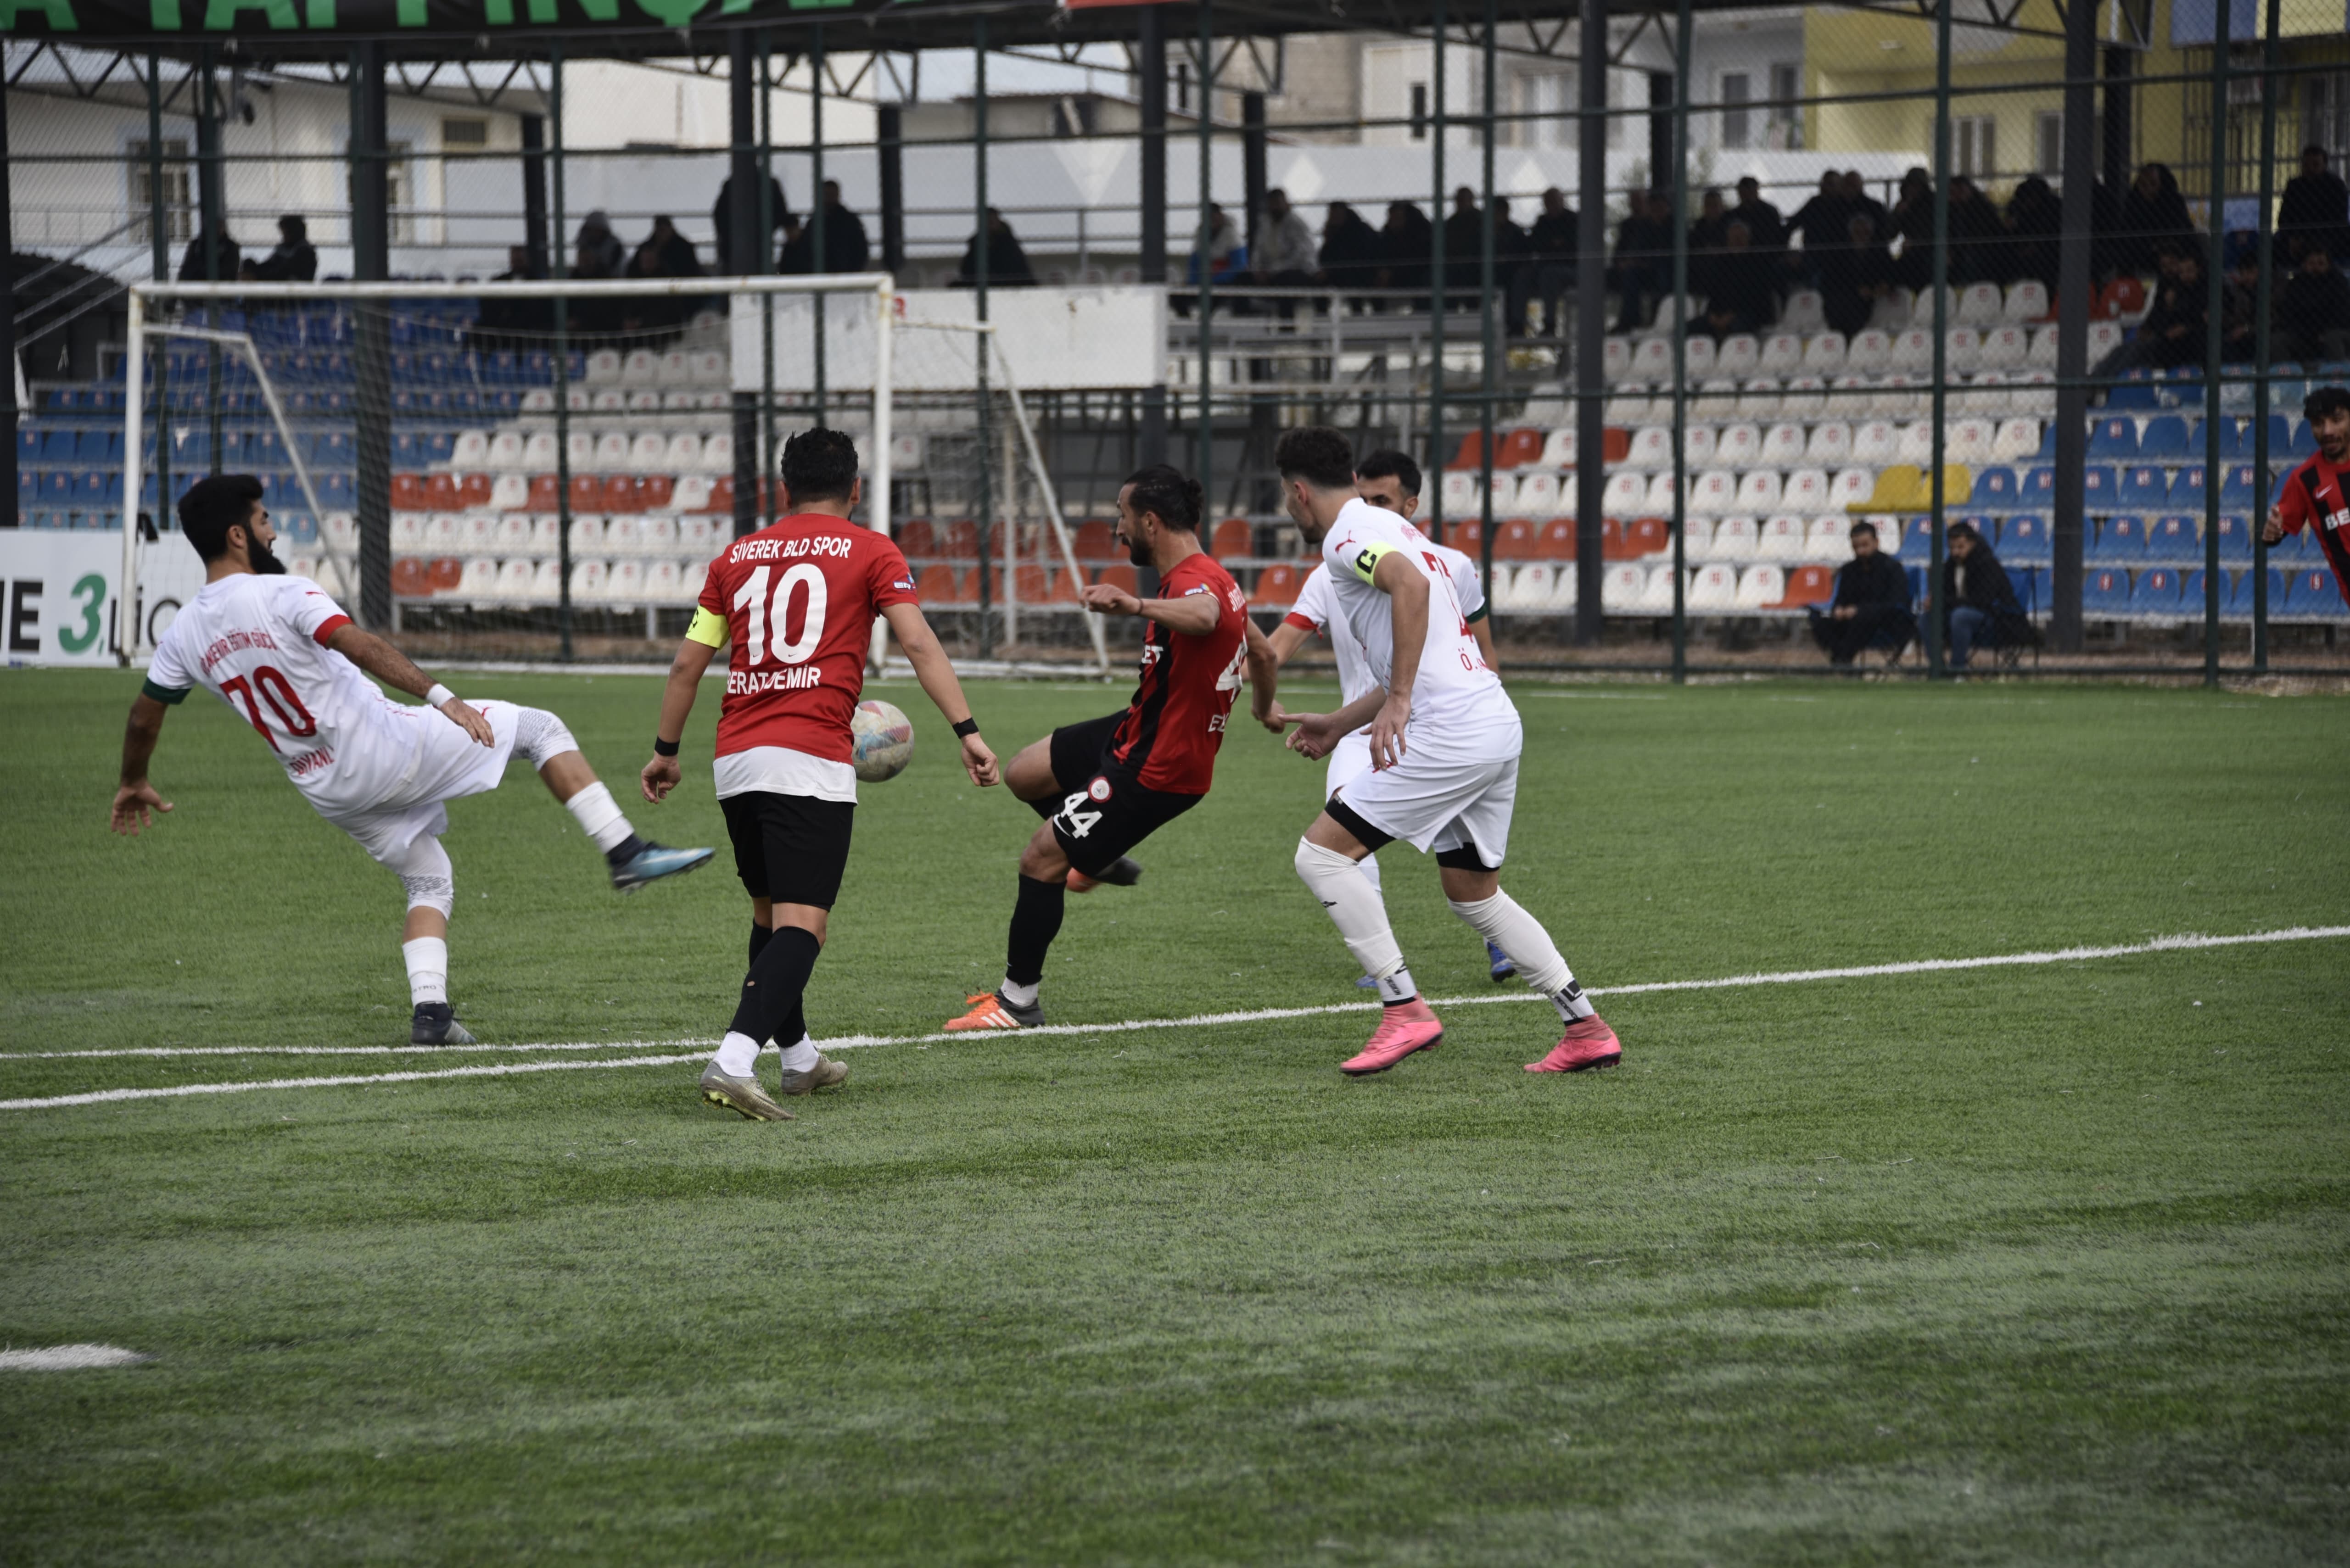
[116,273,1105,674]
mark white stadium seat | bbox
[487,431,527,471]
[1755,515,1807,562]
[522,431,559,470]
[1627,426,1672,470]
[605,516,641,556]
[1846,330,1894,375]
[2086,321,2125,359]
[663,433,704,472]
[657,350,695,387]
[496,513,532,549]
[1715,424,1763,469]
[1513,563,1565,611]
[1805,517,1850,559]
[638,515,679,555]
[701,433,734,473]
[628,391,664,414]
[1852,421,1900,465]
[389,512,423,553]
[1994,418,2043,462]
[1737,380,1785,421]
[1708,515,1758,560]
[1944,328,1984,374]
[457,557,498,598]
[1895,422,1936,466]
[679,514,718,553]
[569,559,610,602]
[593,432,632,470]
[1780,290,1827,335]
[1603,472,1649,517]
[458,513,498,551]
[1646,472,1687,514]
[1540,428,1578,469]
[566,430,597,470]
[1978,324,2029,369]
[1735,563,1786,608]
[1683,424,1719,467]
[1682,336,1718,379]
[1600,563,1648,612]
[1639,564,1681,611]
[1890,329,1935,374]
[1602,337,1634,381]
[1947,418,1997,466]
[1630,337,1674,381]
[1687,563,1737,609]
[1692,379,1740,419]
[1830,469,1876,508]
[1761,423,1808,466]
[1759,334,1805,376]
[1804,422,1853,465]
[1517,472,1565,518]
[424,513,462,551]
[1716,335,1761,377]
[494,558,536,600]
[1782,469,1832,513]
[531,559,563,600]
[322,512,357,549]
[1871,287,1914,330]
[1802,332,1848,375]
[1780,376,1827,418]
[531,514,564,551]
[1735,471,1784,513]
[692,350,729,385]
[1486,473,1521,513]
[1687,470,1737,515]
[2027,325,2061,368]
[482,473,525,513]
[1679,517,1718,559]
[2004,279,2050,323]
[584,349,623,384]
[521,388,556,413]
[672,475,713,512]
[1440,472,1479,513]
[606,559,646,603]
[1958,282,2003,327]
[621,349,660,385]
[591,390,628,414]
[628,433,668,472]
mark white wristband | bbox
[425,683,455,708]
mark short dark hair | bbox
[779,427,858,503]
[1849,519,1879,538]
[179,474,266,562]
[2305,385,2350,424]
[1355,447,1423,500]
[1947,519,1980,542]
[1122,464,1203,532]
[279,214,306,240]
[1273,426,1356,491]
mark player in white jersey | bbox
[111,475,713,1045]
[1267,447,1516,986]
[1269,427,1621,1077]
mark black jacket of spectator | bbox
[956,223,1037,288]
[2277,166,2350,261]
[2006,178,2062,294]
[177,229,240,284]
[1701,244,1780,333]
[1319,206,1384,289]
[1835,550,1911,611]
[711,175,793,270]
[1612,209,1672,273]
[1816,236,1893,336]
[1788,187,1852,257]
[2276,256,2350,348]
[1733,195,1786,251]
[1946,184,2015,285]
[1527,206,1578,263]
[2135,268,2211,368]
[1381,204,1432,294]
[1942,545,2017,615]
[815,201,871,273]
[252,240,317,283]
[2115,166,2197,276]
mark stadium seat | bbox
[1802,333,1848,376]
[390,558,434,597]
[1681,425,1718,467]
[1825,469,1873,510]
[1506,563,1562,611]
[2143,515,2197,562]
[1494,428,1546,469]
[1684,563,1735,610]
[2137,415,2193,461]
[1801,517,1847,559]
[1622,517,1670,558]
[2287,567,2348,618]
[1717,335,1761,377]
[1438,472,1479,514]
[2085,320,2125,359]
[2117,465,2170,511]
[1781,291,1827,334]
[1445,518,1486,553]
[1734,563,1785,608]
[2091,516,2148,562]
[1492,518,1541,560]
[1444,430,1489,471]
[1516,472,1565,518]
[1069,519,1114,560]
[1844,330,1892,375]
[2218,465,2260,512]
[1761,423,1807,467]
[2210,514,2253,561]
[1600,337,1634,381]
[1754,515,1806,562]
[1483,474,1520,515]
[916,564,967,606]
[2077,465,2117,515]
[1211,519,1251,561]
[1990,514,2048,564]
[1601,471,1648,517]
[2130,566,2185,618]
[1629,337,1674,381]
[1535,520,1577,558]
[1976,325,2029,371]
[1947,419,1997,466]
[1686,472,1735,516]
[1734,471,1783,513]
[1714,424,1762,469]
[1707,516,1757,560]
[1851,421,1898,465]
[1248,563,1306,607]
[1990,419,2041,464]
[2082,567,2134,616]
[2004,279,2050,322]
[1596,518,1632,560]
[1682,336,1718,379]
[1674,517,1719,560]
[1758,334,1804,376]
[1538,428,1577,469]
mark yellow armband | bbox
[1346,539,1397,585]
[684,606,728,647]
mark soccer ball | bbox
[850,699,915,782]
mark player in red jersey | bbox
[2264,385,2350,608]
[944,464,1281,1032]
[642,428,1002,1120]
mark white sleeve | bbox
[143,624,195,696]
[273,577,356,647]
[1288,564,1332,629]
[1445,551,1487,621]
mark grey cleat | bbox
[411,1002,476,1045]
[699,1064,795,1121]
[611,841,716,893]
[778,1053,849,1096]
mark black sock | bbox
[729,925,822,1046]
[604,832,648,867]
[748,922,772,969]
[1005,873,1065,988]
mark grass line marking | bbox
[5,925,2342,1112]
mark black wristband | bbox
[952,717,980,738]
[653,737,680,758]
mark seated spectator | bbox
[711,173,792,271]
[1731,176,1785,252]
[1947,176,2015,285]
[1691,221,1778,339]
[2092,248,2209,378]
[813,180,871,274]
[177,224,240,285]
[1688,187,1730,299]
[2274,244,2350,364]
[1472,195,1535,332]
[573,211,626,279]
[1942,520,2034,671]
[2115,163,2196,279]
[1189,202,1247,288]
[1525,187,1578,338]
[954,207,1037,289]
[2276,145,2350,267]
[1439,185,1485,308]
[1254,187,1319,288]
[251,215,317,282]
[1378,200,1432,298]
[1810,520,1915,665]
[475,244,552,345]
[1843,170,1887,236]
[1785,172,1851,283]
[1607,189,1673,332]
[631,215,701,280]
[2006,176,2062,297]
[1315,201,1384,303]
[1816,213,1893,336]
[2221,234,2263,363]
[1887,167,1937,291]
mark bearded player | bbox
[112,474,712,1046]
[642,428,1001,1122]
[1267,447,1516,988]
[2263,384,2350,607]
[944,464,1280,1032]
[1271,427,1620,1076]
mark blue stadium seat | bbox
[2131,566,2185,617]
[392,431,425,465]
[17,469,39,508]
[2083,568,2135,616]
[39,429,78,462]
[2104,382,2163,411]
[69,430,107,463]
[2137,416,2193,460]
[448,388,481,415]
[2006,566,2043,614]
[1905,564,1927,604]
[2218,465,2259,512]
[71,472,110,508]
[2021,467,2057,510]
[2144,515,2198,562]
[420,430,456,465]
[2210,514,2253,561]
[2088,417,2140,460]
[1972,467,2020,510]
[1881,518,1923,557]
[1997,515,2052,563]
[2080,466,2118,514]
[2287,567,2347,618]
[2091,516,2148,562]
[213,431,250,467]
[14,427,39,463]
[2166,466,2207,510]
[482,388,521,417]
[2282,419,2316,459]
[318,473,356,508]
[2179,569,2228,616]
[247,430,286,467]
[2117,465,2169,509]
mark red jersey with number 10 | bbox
[1104,551,1248,795]
[696,514,919,765]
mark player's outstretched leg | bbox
[1006,721,1141,895]
[384,832,475,1046]
[513,707,713,890]
[945,823,1064,1032]
[1442,880,1620,1073]
[1294,826,1444,1074]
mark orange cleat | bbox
[1340,998,1444,1075]
[942,991,1043,1032]
[1525,1014,1622,1073]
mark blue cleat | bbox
[1487,940,1516,983]
[610,840,716,893]
[1354,973,1379,989]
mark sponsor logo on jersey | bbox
[197,626,281,674]
[1088,776,1113,802]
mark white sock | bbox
[1295,837,1418,1004]
[1000,977,1040,1008]
[402,937,448,1007]
[713,1030,761,1077]
[1356,852,1382,894]
[564,781,634,854]
[778,1035,819,1072]
[1447,890,1595,1021]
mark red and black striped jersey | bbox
[2276,452,2350,609]
[1104,552,1248,795]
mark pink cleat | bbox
[1340,998,1445,1076]
[1525,1014,1622,1074]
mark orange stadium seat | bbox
[638,475,674,510]
[1251,562,1306,606]
[1535,519,1577,558]
[1494,428,1546,469]
[915,564,965,605]
[390,473,426,509]
[1445,430,1486,471]
[390,558,432,597]
[423,474,460,509]
[1074,519,1116,559]
[1211,518,1251,560]
[1494,518,1540,560]
[1094,563,1141,596]
[897,519,937,558]
[526,474,560,511]
[1775,564,1836,608]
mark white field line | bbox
[4,925,2343,1113]
[0,1345,154,1371]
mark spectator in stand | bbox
[1252,187,1320,318]
[573,211,626,279]
[954,207,1038,288]
[2006,176,2062,297]
[177,223,241,284]
[1526,187,1578,338]
[1732,176,1786,252]
[475,244,551,346]
[2276,145,2350,267]
[1816,212,1894,336]
[711,172,792,270]
[1378,200,1432,298]
[1438,186,1487,309]
[1688,188,1731,299]
[251,216,317,282]
[1190,202,1247,287]
[2220,234,2265,364]
[1844,171,1888,235]
[1941,520,2031,671]
[624,216,701,335]
[2091,248,2209,378]
[1946,176,2015,285]
[812,180,871,273]
[2274,245,2350,364]
[1607,189,1673,332]
[1888,167,1938,291]
[2115,163,2197,279]
[1316,201,1384,305]
[1449,194,1536,333]
[1691,221,1779,339]
[1785,172,1851,284]
[1811,520,1915,665]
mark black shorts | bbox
[721,791,856,909]
[1047,709,1128,798]
[1049,766,1201,876]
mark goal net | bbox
[118,274,1106,671]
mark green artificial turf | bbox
[1,668,2345,1565]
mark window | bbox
[2037,111,2065,176]
[1515,72,1569,149]
[1721,71,1751,151]
[1953,115,1996,179]
[1175,62,1190,114]
[1769,62,1802,150]
[441,117,488,150]
[385,140,414,244]
[127,138,191,244]
[1410,81,1428,140]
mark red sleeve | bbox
[2274,465,2312,535]
[1281,612,1317,631]
[310,614,351,647]
[698,551,729,614]
[868,537,920,610]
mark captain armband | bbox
[1347,540,1398,586]
[684,607,729,647]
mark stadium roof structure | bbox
[1,0,2144,64]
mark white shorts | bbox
[1331,727,1521,866]
[1324,729,1374,799]
[313,699,522,866]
